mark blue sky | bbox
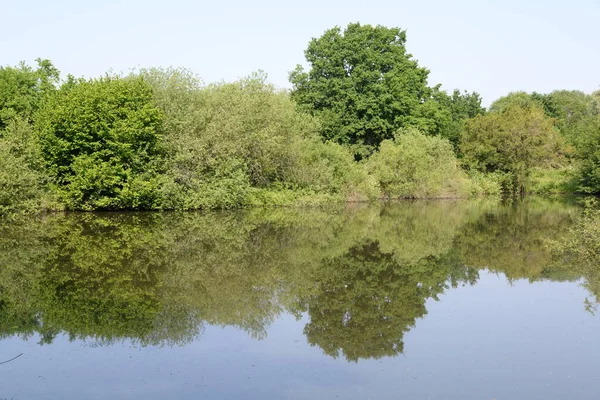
[2,0,599,105]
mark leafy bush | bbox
[35,75,164,210]
[289,139,379,201]
[144,69,376,209]
[144,70,306,208]
[0,119,47,218]
[571,116,600,193]
[461,104,563,196]
[366,128,470,199]
[466,171,503,198]
[528,166,578,194]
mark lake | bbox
[1,198,599,399]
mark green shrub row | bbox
[7,58,600,218]
[2,63,501,218]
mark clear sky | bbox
[2,0,599,105]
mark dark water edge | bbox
[1,197,599,399]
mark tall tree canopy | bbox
[290,23,452,158]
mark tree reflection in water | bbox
[0,197,591,361]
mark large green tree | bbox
[290,23,448,158]
[489,91,540,113]
[430,88,486,149]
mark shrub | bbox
[366,128,470,199]
[466,171,503,198]
[528,166,578,194]
[145,69,377,209]
[35,75,164,210]
[571,116,600,193]
[461,104,563,196]
[289,139,379,201]
[0,119,47,218]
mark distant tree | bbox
[592,90,600,113]
[0,59,59,129]
[491,90,598,142]
[572,115,600,193]
[539,90,598,144]
[35,75,164,210]
[430,88,486,149]
[290,23,448,158]
[544,90,596,121]
[449,89,486,119]
[461,104,562,195]
[488,91,540,112]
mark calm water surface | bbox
[1,198,599,399]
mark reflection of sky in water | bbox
[2,271,599,400]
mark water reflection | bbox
[0,198,591,361]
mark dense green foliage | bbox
[0,118,48,217]
[142,68,377,209]
[366,128,472,198]
[492,90,598,144]
[433,88,486,150]
[487,90,600,194]
[35,75,165,210]
[289,23,483,157]
[0,60,60,217]
[570,115,600,192]
[0,58,59,129]
[461,104,563,195]
[1,25,600,216]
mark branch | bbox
[0,353,23,365]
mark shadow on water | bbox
[0,197,593,361]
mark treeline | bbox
[1,23,599,216]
